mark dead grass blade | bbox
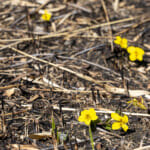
[105,85,150,97]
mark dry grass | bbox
[0,0,150,149]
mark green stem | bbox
[89,125,95,150]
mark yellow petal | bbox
[120,38,128,49]
[133,98,138,102]
[89,108,95,114]
[132,99,138,104]
[140,97,144,104]
[116,36,121,39]
[136,54,143,61]
[111,113,121,121]
[89,108,98,120]
[121,123,128,132]
[81,110,88,116]
[91,115,98,120]
[112,122,121,130]
[136,47,145,55]
[114,36,121,45]
[45,10,48,13]
[133,102,138,107]
[78,116,84,122]
[129,53,136,61]
[137,103,147,110]
[84,119,91,126]
[122,115,128,123]
[127,100,132,104]
[127,46,136,53]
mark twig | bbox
[0,53,54,60]
[0,41,22,51]
[134,145,150,150]
[113,0,119,12]
[28,87,107,94]
[101,0,114,52]
[68,3,92,13]
[71,44,105,57]
[53,106,150,117]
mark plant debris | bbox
[0,0,150,149]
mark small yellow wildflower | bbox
[111,113,128,132]
[127,98,146,110]
[127,46,144,61]
[78,108,98,126]
[114,36,128,49]
[41,10,52,21]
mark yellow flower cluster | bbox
[78,109,129,133]
[111,113,128,132]
[114,36,128,49]
[127,97,146,110]
[78,108,98,125]
[127,46,145,62]
[41,10,52,21]
[114,36,145,61]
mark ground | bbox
[0,0,150,150]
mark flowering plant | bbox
[114,36,128,49]
[127,97,146,110]
[111,113,128,132]
[41,10,52,21]
[127,46,144,61]
[78,108,98,150]
[78,108,98,125]
[114,36,145,62]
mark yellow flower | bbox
[111,113,128,132]
[78,108,98,126]
[127,46,144,61]
[41,10,52,21]
[127,98,146,110]
[114,36,128,49]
